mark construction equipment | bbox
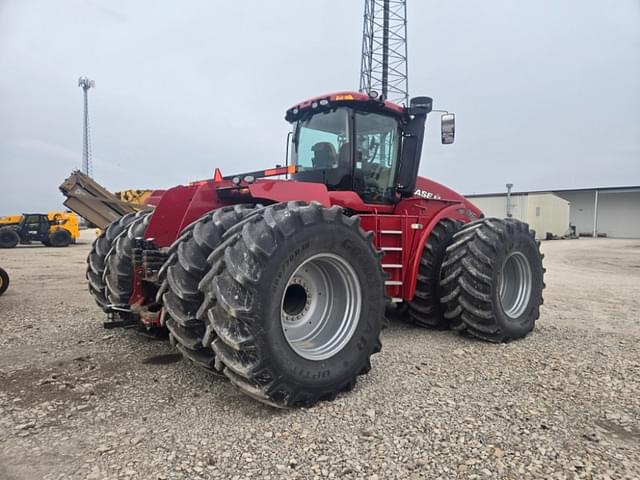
[0,212,80,248]
[82,91,545,408]
[115,189,155,206]
[0,215,23,225]
[59,170,163,230]
[0,267,8,296]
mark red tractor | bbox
[87,91,544,407]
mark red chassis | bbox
[129,172,481,325]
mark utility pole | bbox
[359,0,409,105]
[78,76,95,177]
[506,183,514,218]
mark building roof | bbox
[465,185,640,198]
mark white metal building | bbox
[465,186,640,239]
[465,192,570,239]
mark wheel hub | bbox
[499,251,533,319]
[282,279,312,321]
[281,253,362,361]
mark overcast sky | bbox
[1,0,639,214]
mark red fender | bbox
[402,202,472,301]
[143,182,224,248]
[247,180,331,207]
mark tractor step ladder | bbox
[377,218,406,302]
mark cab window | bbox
[354,112,400,203]
[292,107,352,189]
[294,107,349,170]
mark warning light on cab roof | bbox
[333,94,354,101]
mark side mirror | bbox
[441,113,455,144]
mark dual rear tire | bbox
[103,212,153,308]
[86,212,146,310]
[158,205,263,369]
[164,201,386,407]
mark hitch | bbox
[103,311,139,329]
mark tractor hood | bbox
[414,176,483,218]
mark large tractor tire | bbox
[158,204,263,369]
[440,218,545,342]
[199,201,386,408]
[49,229,72,247]
[103,211,153,309]
[408,218,461,329]
[86,212,140,309]
[0,267,9,296]
[0,228,19,249]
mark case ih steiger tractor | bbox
[86,91,544,407]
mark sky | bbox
[1,0,639,214]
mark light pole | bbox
[78,76,95,177]
[506,183,513,218]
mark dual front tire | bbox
[440,218,545,342]
[409,217,545,342]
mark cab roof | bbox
[285,91,406,123]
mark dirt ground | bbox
[0,232,638,480]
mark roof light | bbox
[368,90,379,99]
[311,102,318,108]
[319,99,329,106]
[232,176,241,185]
[243,175,256,184]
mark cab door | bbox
[353,111,401,204]
[23,215,49,241]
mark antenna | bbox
[359,0,409,104]
[78,76,95,177]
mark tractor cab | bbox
[286,92,454,204]
[19,214,51,241]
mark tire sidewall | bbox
[0,229,19,248]
[0,268,8,295]
[51,229,71,247]
[491,230,543,337]
[252,220,384,391]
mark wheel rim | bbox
[281,253,362,361]
[499,251,533,319]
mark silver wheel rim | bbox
[280,253,362,361]
[499,251,533,319]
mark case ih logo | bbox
[414,189,442,200]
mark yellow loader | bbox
[0,212,79,248]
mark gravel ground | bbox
[0,232,638,480]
